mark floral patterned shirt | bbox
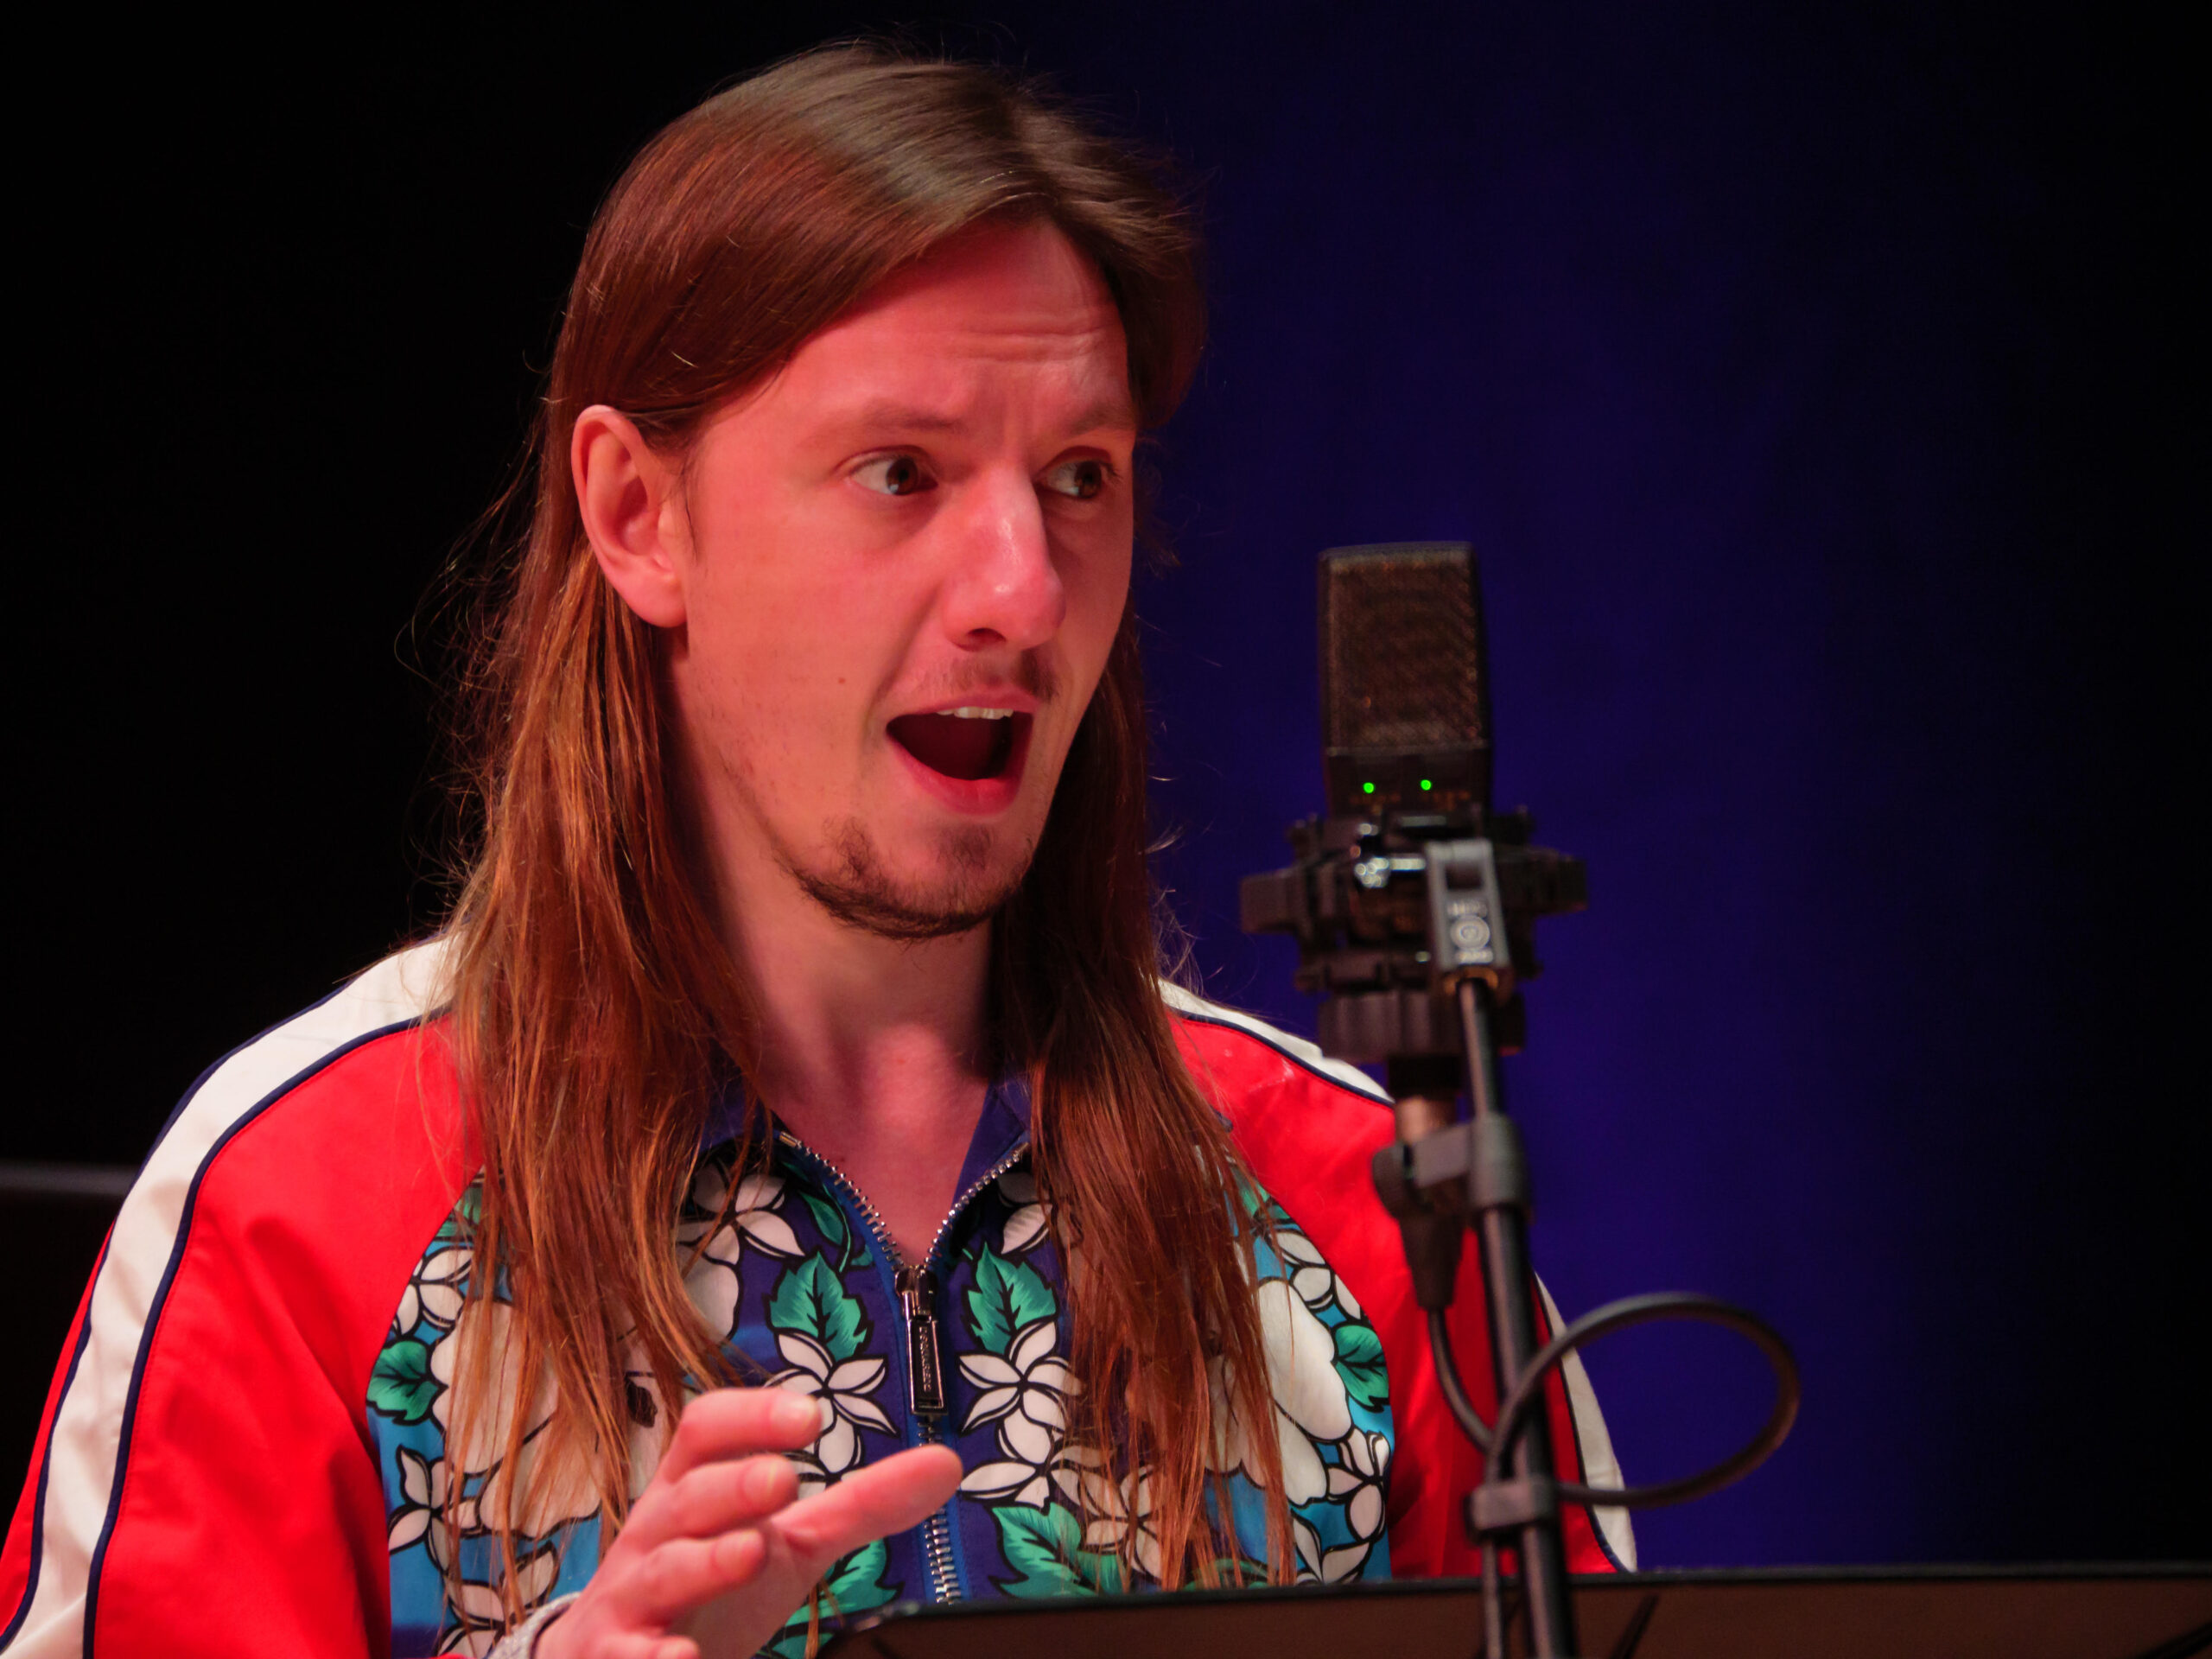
[370,1077,1397,1656]
[8,942,1623,1659]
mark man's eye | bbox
[1041,458,1111,501]
[851,454,935,496]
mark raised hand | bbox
[536,1387,963,1659]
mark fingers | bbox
[589,1459,793,1630]
[623,1452,800,1554]
[659,1389,826,1480]
[620,1525,772,1623]
[772,1444,963,1566]
[656,1387,824,1485]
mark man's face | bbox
[666,220,1137,938]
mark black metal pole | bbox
[1459,977,1578,1657]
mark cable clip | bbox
[1467,1474,1560,1535]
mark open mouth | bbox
[887,708,1030,782]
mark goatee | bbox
[791,817,1032,941]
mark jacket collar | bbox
[702,1071,1033,1193]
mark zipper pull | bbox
[896,1265,947,1420]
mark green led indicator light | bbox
[1362,781,1376,794]
[1420,779,1433,791]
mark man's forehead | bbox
[809,388,1138,438]
[779,225,1132,412]
[835,219,1122,337]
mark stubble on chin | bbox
[790,817,1030,942]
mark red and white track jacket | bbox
[3,939,1629,1656]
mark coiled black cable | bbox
[1440,1291,1799,1659]
[1436,1290,1801,1509]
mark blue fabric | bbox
[369,1094,1395,1656]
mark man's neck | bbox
[714,844,995,1264]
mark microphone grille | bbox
[1320,543,1486,753]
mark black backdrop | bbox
[8,3,2202,1567]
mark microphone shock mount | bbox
[1243,544,1800,1659]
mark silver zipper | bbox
[895,1265,948,1417]
[910,1142,1030,1602]
[774,1129,1033,1604]
[920,1142,1033,1266]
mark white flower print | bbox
[996,1166,1047,1255]
[386,1445,445,1553]
[1209,1279,1353,1505]
[1290,1512,1376,1586]
[382,1223,591,1646]
[677,1163,802,1338]
[1328,1427,1390,1541]
[1275,1228,1361,1320]
[426,1299,600,1540]
[957,1454,1068,1510]
[956,1314,1073,1507]
[766,1331,893,1482]
[435,1544,561,1656]
[394,1246,469,1337]
[620,1343,693,1501]
[1314,1428,1390,1581]
[1055,1452,1162,1583]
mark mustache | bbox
[918,651,1060,705]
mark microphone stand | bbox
[1241,543,1800,1658]
[1387,1010,1579,1656]
[1454,973,1575,1656]
[1370,836,1578,1656]
[1253,818,1803,1659]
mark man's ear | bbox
[572,404,690,628]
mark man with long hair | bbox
[3,47,1628,1659]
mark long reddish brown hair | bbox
[442,44,1288,1615]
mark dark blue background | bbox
[1073,8,2200,1567]
[11,4,2199,1565]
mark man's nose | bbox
[940,468,1066,651]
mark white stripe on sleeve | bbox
[6,937,454,1656]
[1540,1277,1637,1570]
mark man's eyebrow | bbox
[1064,395,1140,435]
[815,396,1141,440]
[830,401,967,435]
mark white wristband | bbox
[485,1591,581,1659]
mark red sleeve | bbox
[3,980,475,1657]
[1176,1010,1621,1578]
[3,1236,110,1611]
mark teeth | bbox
[946,707,1015,720]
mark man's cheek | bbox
[1070,544,1132,651]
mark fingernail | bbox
[774,1391,817,1433]
[743,1458,779,1503]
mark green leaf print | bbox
[798,1188,850,1268]
[1332,1320,1389,1412]
[823,1538,895,1610]
[767,1256,872,1364]
[432,1181,483,1248]
[1213,1552,1271,1587]
[964,1249,1057,1357]
[367,1337,441,1424]
[989,1503,1124,1598]
[765,1540,896,1657]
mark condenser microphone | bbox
[1252,543,1798,1659]
[1246,537,1580,1066]
[1318,542,1491,822]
